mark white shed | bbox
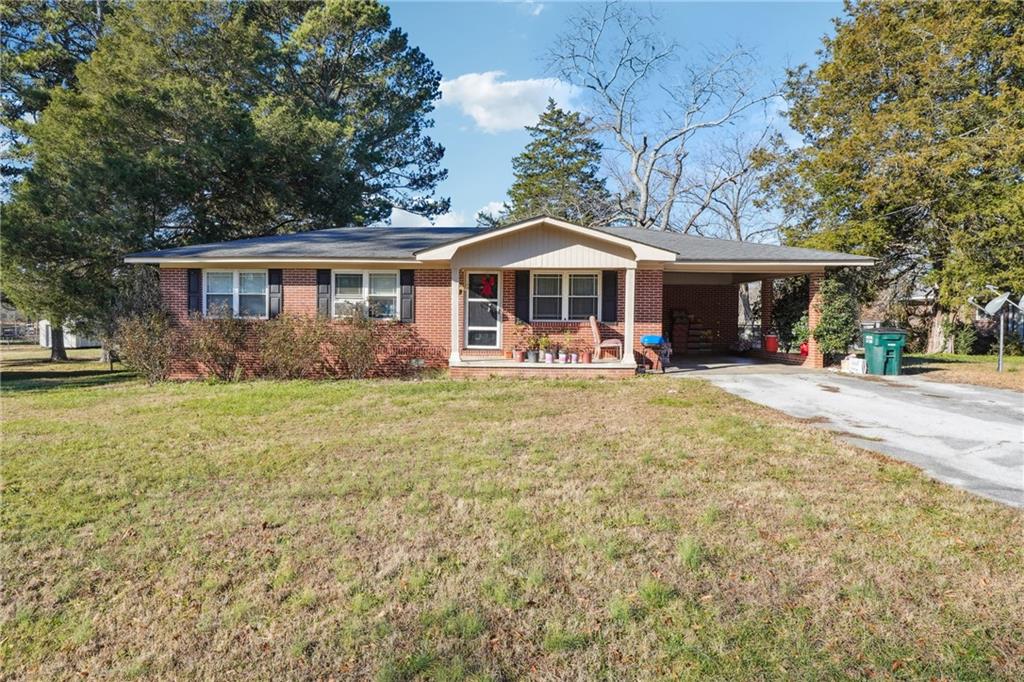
[38,320,101,349]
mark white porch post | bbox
[449,266,461,364]
[623,267,637,366]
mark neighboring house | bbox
[38,320,101,349]
[124,216,873,378]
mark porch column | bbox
[805,271,825,369]
[760,278,774,337]
[449,266,461,363]
[623,268,637,366]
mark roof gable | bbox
[414,216,678,262]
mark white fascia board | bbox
[414,216,678,262]
[664,259,875,272]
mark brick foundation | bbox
[450,365,635,379]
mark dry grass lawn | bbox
[2,348,1023,680]
[902,353,1024,392]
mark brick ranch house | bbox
[125,216,873,378]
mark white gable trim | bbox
[414,216,678,263]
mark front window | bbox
[531,272,600,321]
[204,270,267,318]
[531,274,562,320]
[333,271,399,319]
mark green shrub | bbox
[114,312,175,384]
[260,314,333,379]
[813,278,860,359]
[772,276,809,351]
[188,313,250,381]
[990,335,1024,357]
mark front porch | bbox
[449,356,637,379]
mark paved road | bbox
[680,370,1024,508]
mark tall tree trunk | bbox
[50,324,69,361]
[99,341,112,364]
[739,283,752,326]
[924,305,948,354]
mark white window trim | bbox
[529,271,602,323]
[330,269,400,320]
[465,271,501,349]
[202,270,269,319]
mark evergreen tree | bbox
[772,1,1023,348]
[485,99,613,226]
[1,0,448,358]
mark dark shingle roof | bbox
[593,227,871,263]
[125,227,481,261]
[125,221,872,264]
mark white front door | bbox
[465,272,501,349]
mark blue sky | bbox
[387,1,843,226]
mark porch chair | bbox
[589,315,623,360]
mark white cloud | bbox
[518,1,545,17]
[440,71,579,133]
[388,207,466,227]
[475,201,505,220]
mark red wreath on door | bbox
[480,275,496,298]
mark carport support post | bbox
[806,272,825,369]
[449,267,461,364]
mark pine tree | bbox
[485,99,613,226]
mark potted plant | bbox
[763,327,779,353]
[569,349,579,363]
[539,335,553,363]
[512,348,526,362]
[526,336,540,363]
[557,345,568,363]
[581,349,593,363]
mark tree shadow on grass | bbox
[1,368,136,393]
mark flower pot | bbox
[512,349,526,363]
[763,334,779,353]
[581,351,593,364]
[503,349,513,360]
[544,352,554,364]
[570,353,579,363]
[527,350,539,363]
[799,341,809,357]
[557,351,568,363]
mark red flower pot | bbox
[512,349,526,363]
[764,334,779,353]
[799,342,809,356]
[581,351,593,364]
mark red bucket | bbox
[764,334,779,353]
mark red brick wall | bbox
[634,270,663,365]
[158,266,668,377]
[159,267,450,379]
[662,283,739,352]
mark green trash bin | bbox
[861,328,908,376]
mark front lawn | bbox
[902,352,1023,392]
[2,349,1022,679]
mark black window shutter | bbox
[601,270,618,322]
[515,270,530,323]
[316,269,331,317]
[187,268,202,314]
[400,269,415,322]
[268,268,283,318]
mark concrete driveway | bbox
[675,365,1024,508]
